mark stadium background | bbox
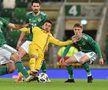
[0,0,108,79]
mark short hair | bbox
[45,20,53,25]
[73,23,83,28]
[31,0,41,5]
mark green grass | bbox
[0,78,108,90]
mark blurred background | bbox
[0,0,108,69]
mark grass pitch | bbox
[0,78,108,90]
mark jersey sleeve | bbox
[20,27,29,33]
[61,45,71,58]
[49,34,73,46]
[24,12,30,23]
[86,35,102,59]
[1,18,9,27]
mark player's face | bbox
[42,22,52,32]
[32,3,40,14]
[73,27,83,36]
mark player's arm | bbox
[49,34,73,46]
[87,36,104,64]
[59,45,71,65]
[61,45,71,58]
[16,32,26,49]
[93,42,104,64]
[8,23,29,29]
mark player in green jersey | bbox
[58,44,93,83]
[0,17,33,82]
[60,23,104,82]
[16,0,49,82]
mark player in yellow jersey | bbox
[20,20,74,81]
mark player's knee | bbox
[80,59,85,64]
[10,53,20,62]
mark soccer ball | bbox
[38,73,49,83]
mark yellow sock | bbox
[29,58,36,71]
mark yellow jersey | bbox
[20,27,73,52]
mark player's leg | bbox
[28,47,44,82]
[11,53,29,78]
[0,60,15,75]
[41,46,48,73]
[64,51,94,65]
[82,63,93,83]
[41,60,47,73]
[18,41,31,59]
[16,41,31,82]
[27,44,40,82]
[2,44,32,81]
[0,47,16,75]
[65,65,75,83]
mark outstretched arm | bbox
[49,35,73,46]
[8,23,29,29]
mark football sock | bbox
[15,61,29,78]
[41,60,47,73]
[66,65,73,79]
[0,66,8,75]
[29,58,36,71]
[82,63,92,76]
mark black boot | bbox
[87,76,93,83]
[65,79,75,83]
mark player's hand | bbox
[59,58,64,65]
[99,58,104,65]
[72,35,79,43]
[23,23,30,27]
[59,58,67,66]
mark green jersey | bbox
[0,17,9,47]
[62,33,102,59]
[25,11,48,41]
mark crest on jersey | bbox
[38,18,42,22]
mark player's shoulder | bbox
[26,11,32,16]
[33,26,42,31]
[40,11,47,16]
[82,33,92,40]
[49,33,53,36]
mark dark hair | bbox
[32,0,41,5]
[73,23,83,28]
[45,20,53,25]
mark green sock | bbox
[82,63,91,76]
[0,66,8,75]
[15,61,29,78]
[41,61,47,73]
[66,65,73,79]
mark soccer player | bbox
[16,0,48,81]
[0,17,33,81]
[20,20,74,81]
[60,45,93,83]
[60,23,104,80]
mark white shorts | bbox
[74,51,97,63]
[21,40,31,53]
[0,44,17,65]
